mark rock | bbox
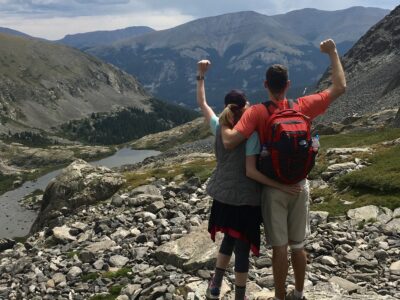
[347,205,380,222]
[384,218,400,233]
[155,223,221,271]
[67,266,82,279]
[327,162,357,172]
[392,108,400,128]
[320,256,338,266]
[326,148,372,155]
[344,249,361,262]
[309,211,329,225]
[52,225,76,243]
[30,159,125,233]
[109,255,129,267]
[390,261,400,275]
[130,184,161,196]
[51,273,66,285]
[85,239,116,253]
[329,276,360,293]
[121,284,142,298]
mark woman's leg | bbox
[234,239,251,300]
[212,234,235,287]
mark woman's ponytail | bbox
[219,104,243,128]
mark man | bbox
[220,39,346,300]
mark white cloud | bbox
[0,0,397,39]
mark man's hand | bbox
[197,60,211,75]
[320,39,337,55]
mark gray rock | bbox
[155,223,221,271]
[52,225,76,243]
[109,255,129,267]
[130,185,161,196]
[85,239,116,253]
[310,211,329,225]
[51,273,66,285]
[390,261,400,275]
[384,218,400,233]
[329,276,360,293]
[320,256,339,266]
[347,205,380,222]
[30,160,125,233]
[67,266,82,279]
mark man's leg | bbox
[290,244,307,295]
[272,245,289,300]
[261,186,292,300]
[287,180,310,299]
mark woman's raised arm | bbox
[196,59,216,123]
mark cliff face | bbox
[0,32,150,133]
[316,5,400,123]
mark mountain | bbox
[57,26,155,50]
[316,5,400,123]
[86,7,389,109]
[0,27,31,38]
[0,32,196,138]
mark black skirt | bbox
[208,199,262,256]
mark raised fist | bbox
[197,59,211,74]
[320,39,337,54]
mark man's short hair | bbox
[266,64,288,94]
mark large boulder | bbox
[155,223,222,271]
[30,159,125,233]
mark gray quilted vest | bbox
[206,127,261,206]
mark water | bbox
[0,148,160,238]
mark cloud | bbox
[0,0,396,39]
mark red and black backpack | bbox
[257,100,317,184]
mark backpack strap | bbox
[262,101,278,115]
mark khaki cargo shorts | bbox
[261,179,310,247]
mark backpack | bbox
[257,100,317,184]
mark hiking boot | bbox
[286,290,307,300]
[205,275,220,299]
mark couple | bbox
[196,39,346,300]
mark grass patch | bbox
[0,174,18,195]
[124,158,216,188]
[319,128,400,150]
[103,268,132,279]
[66,251,79,259]
[82,273,99,282]
[336,146,400,195]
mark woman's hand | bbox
[276,183,302,195]
[197,59,211,75]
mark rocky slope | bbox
[87,7,388,108]
[0,157,398,299]
[316,5,400,123]
[0,32,151,133]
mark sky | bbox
[0,0,398,40]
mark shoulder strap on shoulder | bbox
[288,99,299,110]
[262,101,277,115]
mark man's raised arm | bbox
[320,39,346,102]
[221,126,246,150]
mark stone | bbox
[327,162,357,172]
[52,225,76,243]
[347,205,379,222]
[390,261,400,275]
[109,255,129,268]
[67,266,82,279]
[85,239,116,253]
[30,160,125,233]
[384,218,400,233]
[130,184,161,196]
[329,276,360,293]
[310,211,329,225]
[344,249,361,262]
[320,256,338,266]
[121,284,142,297]
[51,273,66,285]
[155,223,222,271]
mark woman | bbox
[197,60,300,300]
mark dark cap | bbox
[224,89,247,108]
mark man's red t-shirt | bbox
[234,91,331,144]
